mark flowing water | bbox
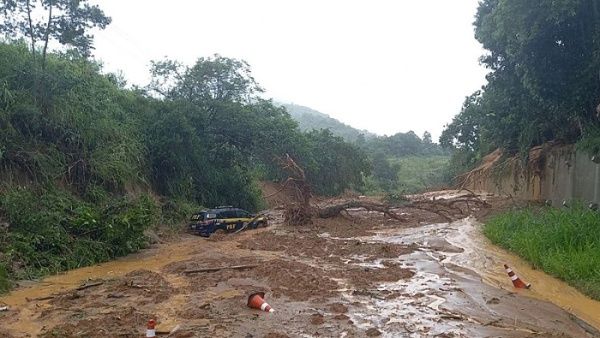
[346,217,600,336]
[446,217,600,331]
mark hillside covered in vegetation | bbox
[283,103,450,194]
[282,103,374,143]
[0,42,371,292]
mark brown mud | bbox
[0,191,599,337]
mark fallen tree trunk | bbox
[275,154,489,225]
[317,201,407,221]
[315,194,490,223]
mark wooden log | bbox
[26,295,55,302]
[183,264,257,274]
[76,281,104,291]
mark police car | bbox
[188,206,268,237]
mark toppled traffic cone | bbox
[504,264,531,289]
[247,292,275,313]
[146,319,156,338]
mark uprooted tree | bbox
[276,154,491,225]
[277,154,313,225]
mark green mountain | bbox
[280,103,374,142]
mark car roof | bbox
[204,207,245,213]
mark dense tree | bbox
[149,55,262,104]
[0,0,111,61]
[371,152,400,192]
[442,0,600,164]
[363,130,446,157]
[301,129,371,196]
[146,55,371,204]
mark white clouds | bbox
[92,0,487,140]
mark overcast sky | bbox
[92,0,488,140]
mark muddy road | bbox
[1,192,599,337]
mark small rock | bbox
[486,297,500,305]
[334,314,349,321]
[311,314,325,325]
[264,333,289,338]
[329,303,348,313]
[366,328,382,336]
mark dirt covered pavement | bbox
[1,191,599,337]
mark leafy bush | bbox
[0,263,10,293]
[577,125,600,156]
[0,186,157,280]
[485,204,600,299]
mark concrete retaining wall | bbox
[463,145,600,207]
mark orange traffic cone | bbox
[504,264,531,289]
[146,319,156,337]
[247,292,275,313]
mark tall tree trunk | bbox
[41,0,53,70]
[39,1,53,113]
[25,0,36,58]
[25,0,38,105]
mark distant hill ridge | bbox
[280,103,374,142]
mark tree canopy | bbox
[0,0,111,59]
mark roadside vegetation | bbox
[485,205,600,300]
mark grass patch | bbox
[390,155,450,193]
[484,205,600,299]
[0,263,10,293]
